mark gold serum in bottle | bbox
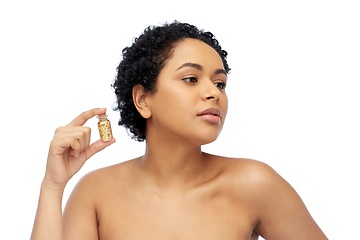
[97,114,113,141]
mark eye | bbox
[214,81,227,90]
[182,76,198,83]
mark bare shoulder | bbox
[74,157,140,193]
[62,158,141,239]
[65,156,140,205]
[205,153,327,239]
[204,153,281,189]
[64,158,139,220]
[206,153,300,203]
[65,157,140,211]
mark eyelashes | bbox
[182,76,198,83]
[214,81,227,90]
[182,76,227,90]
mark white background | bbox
[1,1,359,239]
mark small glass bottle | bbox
[97,114,113,141]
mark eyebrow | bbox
[176,62,203,71]
[176,62,227,76]
[214,69,228,76]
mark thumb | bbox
[83,138,116,160]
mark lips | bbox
[197,107,221,124]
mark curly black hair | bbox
[112,21,231,142]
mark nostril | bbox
[206,95,221,102]
[202,83,222,101]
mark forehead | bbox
[164,38,225,71]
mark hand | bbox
[44,108,115,188]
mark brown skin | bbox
[32,39,327,240]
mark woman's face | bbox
[145,38,228,146]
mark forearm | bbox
[31,180,66,240]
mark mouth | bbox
[197,108,222,124]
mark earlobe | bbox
[132,84,152,119]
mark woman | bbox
[31,22,327,240]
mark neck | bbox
[138,134,207,195]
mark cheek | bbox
[220,94,229,119]
[158,82,196,109]
[151,84,195,121]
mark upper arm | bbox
[63,172,99,240]
[248,162,327,240]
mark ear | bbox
[132,84,152,119]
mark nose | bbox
[201,79,221,102]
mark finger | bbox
[83,138,116,160]
[75,127,92,151]
[70,138,82,158]
[83,127,92,149]
[54,125,90,143]
[67,108,107,127]
[69,148,75,156]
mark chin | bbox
[192,130,222,146]
[200,138,218,146]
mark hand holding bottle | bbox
[31,108,115,240]
[43,108,115,189]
